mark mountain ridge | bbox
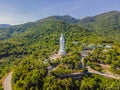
[0,10,120,41]
[0,24,11,28]
[0,10,120,90]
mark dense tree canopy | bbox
[0,11,120,90]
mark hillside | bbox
[78,11,120,41]
[0,18,97,90]
[0,24,11,28]
[40,15,79,23]
[0,19,93,59]
[0,22,35,40]
[1,11,120,42]
[0,11,120,90]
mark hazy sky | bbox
[0,0,120,25]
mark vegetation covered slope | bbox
[79,11,120,41]
[0,22,35,40]
[0,10,120,90]
[0,24,11,29]
[0,18,94,89]
[1,10,120,41]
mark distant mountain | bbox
[1,10,120,58]
[38,11,120,37]
[1,10,120,41]
[0,17,91,58]
[0,24,11,28]
[1,10,120,90]
[78,11,120,33]
[0,15,79,40]
[38,15,79,23]
[0,22,35,40]
[40,11,120,41]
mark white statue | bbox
[59,34,66,55]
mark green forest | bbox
[0,11,120,90]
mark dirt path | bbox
[87,66,120,79]
[4,72,13,90]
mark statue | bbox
[59,34,66,55]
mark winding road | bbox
[4,72,13,90]
[3,50,120,90]
[87,66,120,79]
[80,50,120,79]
